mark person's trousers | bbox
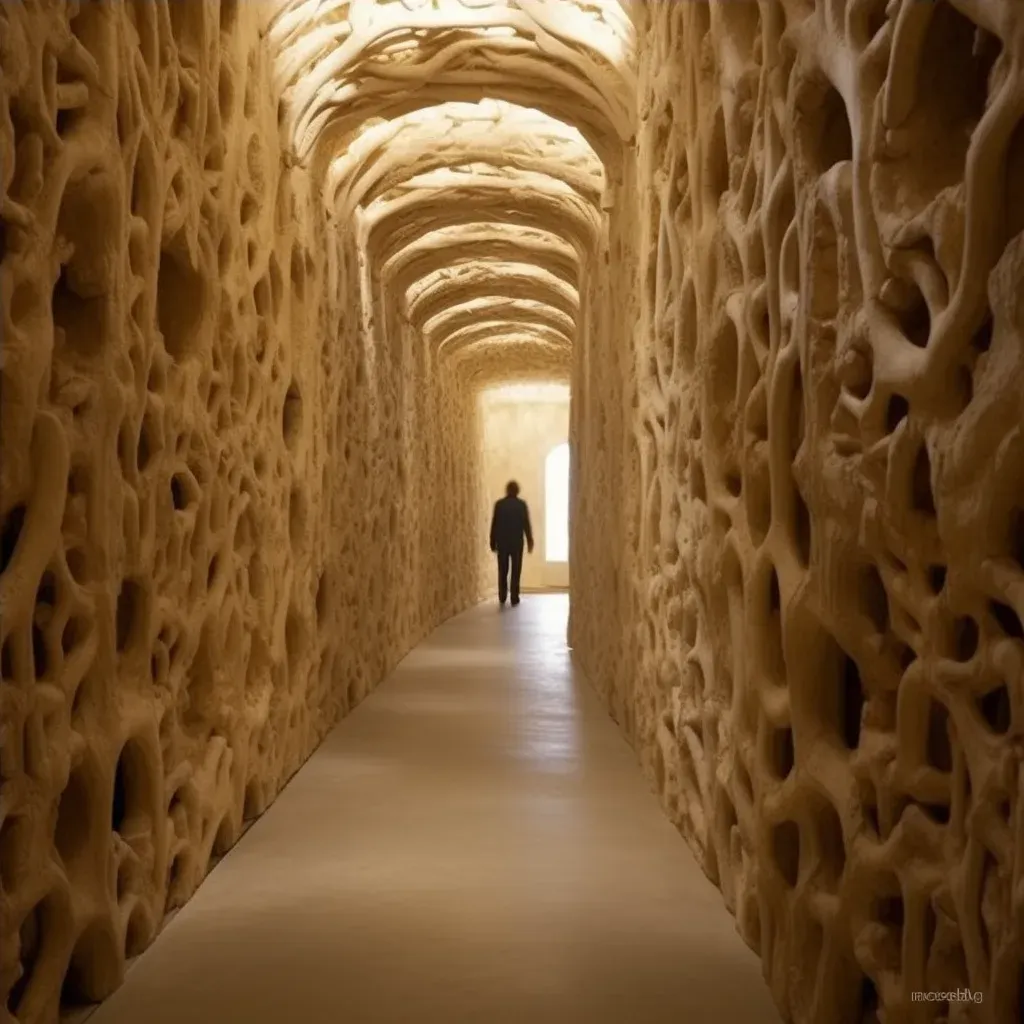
[497,547,524,604]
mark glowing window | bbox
[545,442,569,563]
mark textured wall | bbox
[479,387,570,594]
[6,1,1021,1023]
[0,3,482,1020]
[572,2,1024,1022]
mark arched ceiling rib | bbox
[390,244,578,299]
[437,322,572,360]
[406,265,578,327]
[363,180,600,264]
[453,338,571,383]
[422,298,576,348]
[327,100,602,217]
[382,225,581,282]
[268,0,636,168]
[266,0,635,385]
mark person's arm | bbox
[490,502,498,552]
[523,503,534,553]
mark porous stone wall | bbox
[572,2,1024,1021]
[479,386,570,594]
[0,3,481,1020]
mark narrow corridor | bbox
[86,595,779,1024]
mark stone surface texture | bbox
[572,2,1024,1023]
[1,1,1022,1023]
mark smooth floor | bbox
[89,594,781,1024]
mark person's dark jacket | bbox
[490,496,533,553]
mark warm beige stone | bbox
[573,3,1024,1022]
[3,1,1022,1022]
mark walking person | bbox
[489,480,534,607]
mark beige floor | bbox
[89,594,781,1024]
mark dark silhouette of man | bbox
[489,480,533,607]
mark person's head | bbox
[505,480,520,498]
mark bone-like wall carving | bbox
[8,0,1019,1022]
[571,2,1024,1021]
[0,3,485,1020]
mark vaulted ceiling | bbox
[266,0,636,385]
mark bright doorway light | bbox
[545,442,569,563]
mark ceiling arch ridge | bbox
[375,165,590,204]
[302,85,623,174]
[390,245,579,303]
[382,224,577,280]
[405,264,578,325]
[437,321,573,360]
[266,1,354,82]
[268,0,636,166]
[361,181,601,264]
[449,337,571,379]
[422,297,576,345]
[404,257,577,311]
[408,278,578,331]
[327,104,602,217]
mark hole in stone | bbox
[706,106,729,201]
[814,800,846,888]
[157,241,205,361]
[876,890,904,927]
[1008,507,1024,569]
[116,578,145,653]
[1,637,13,681]
[55,764,93,862]
[810,84,853,173]
[990,600,1023,640]
[316,572,329,626]
[32,619,49,680]
[282,381,302,451]
[923,802,950,824]
[170,473,189,510]
[895,283,931,348]
[769,727,794,778]
[978,685,1010,734]
[927,564,947,593]
[112,738,151,836]
[859,975,879,1017]
[771,820,800,887]
[926,700,953,772]
[885,394,909,433]
[860,781,879,834]
[860,563,889,633]
[839,652,864,749]
[952,616,978,661]
[691,461,706,503]
[0,504,26,574]
[911,444,936,515]
[710,317,739,408]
